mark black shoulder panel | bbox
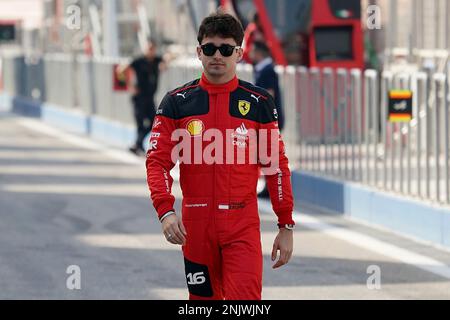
[238,79,269,97]
[156,93,176,119]
[156,79,209,120]
[259,92,279,124]
[230,80,277,124]
[229,90,260,122]
[168,79,200,96]
[172,85,209,119]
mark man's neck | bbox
[204,72,236,85]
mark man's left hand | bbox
[271,228,293,269]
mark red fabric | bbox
[199,73,239,93]
[146,74,294,300]
[242,23,266,64]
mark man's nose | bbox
[213,49,223,59]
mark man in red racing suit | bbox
[146,12,295,300]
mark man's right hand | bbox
[161,213,187,245]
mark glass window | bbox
[314,26,353,61]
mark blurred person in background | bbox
[251,40,284,198]
[251,41,284,130]
[242,13,266,64]
[119,39,167,155]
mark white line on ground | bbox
[15,117,181,178]
[1,183,149,196]
[14,115,450,281]
[16,117,143,165]
[259,200,450,280]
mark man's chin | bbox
[206,69,227,77]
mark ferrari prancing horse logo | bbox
[238,100,251,116]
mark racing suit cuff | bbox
[156,202,175,220]
[159,211,176,222]
[276,210,295,226]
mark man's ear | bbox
[236,48,243,63]
[197,46,202,61]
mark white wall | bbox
[0,0,44,29]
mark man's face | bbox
[249,47,261,64]
[197,36,243,79]
[146,43,156,58]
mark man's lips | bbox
[210,62,225,66]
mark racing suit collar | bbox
[199,73,239,94]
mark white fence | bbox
[1,53,449,204]
[297,66,450,205]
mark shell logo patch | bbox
[238,100,251,116]
[186,119,204,136]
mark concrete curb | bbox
[292,171,450,249]
[1,94,136,149]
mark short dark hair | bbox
[253,41,271,57]
[197,12,244,46]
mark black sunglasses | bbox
[200,43,241,57]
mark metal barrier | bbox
[2,52,449,205]
[298,66,450,206]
